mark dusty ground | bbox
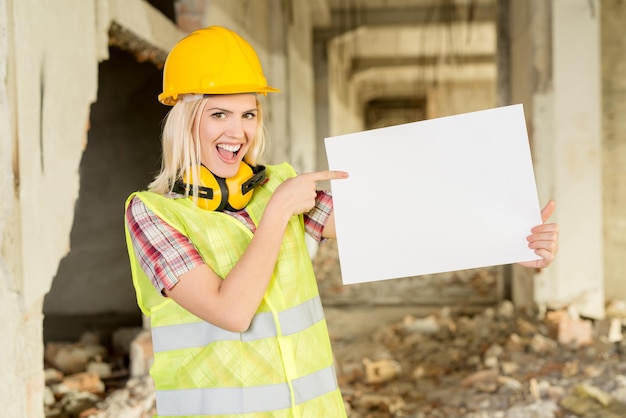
[314,240,626,418]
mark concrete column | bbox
[266,0,289,165]
[534,0,604,318]
[601,0,626,300]
[286,1,318,173]
[327,32,365,137]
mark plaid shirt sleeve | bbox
[125,196,205,293]
[304,190,333,242]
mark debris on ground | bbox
[44,301,626,418]
[43,241,626,418]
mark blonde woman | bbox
[124,26,349,417]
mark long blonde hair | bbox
[149,96,267,198]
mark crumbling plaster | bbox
[0,0,183,415]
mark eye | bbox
[243,112,257,120]
[211,111,227,119]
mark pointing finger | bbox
[303,170,349,182]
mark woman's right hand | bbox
[269,170,348,217]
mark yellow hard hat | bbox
[158,26,280,105]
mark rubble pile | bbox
[44,299,626,418]
[314,241,626,417]
[42,240,626,417]
[43,328,155,418]
[331,301,626,418]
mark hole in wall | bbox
[146,0,176,22]
[43,46,167,345]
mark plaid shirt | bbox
[126,190,333,293]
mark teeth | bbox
[217,143,241,152]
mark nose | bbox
[225,117,245,138]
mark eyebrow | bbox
[205,107,258,113]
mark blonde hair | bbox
[149,96,267,198]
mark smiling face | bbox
[197,93,259,179]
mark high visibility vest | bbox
[124,162,347,418]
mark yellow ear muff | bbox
[224,163,254,211]
[173,163,266,212]
[194,165,224,211]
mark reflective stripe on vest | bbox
[155,364,338,416]
[152,295,324,353]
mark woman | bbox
[124,26,559,417]
[125,26,349,417]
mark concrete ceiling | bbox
[314,0,498,123]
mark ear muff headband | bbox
[173,162,266,211]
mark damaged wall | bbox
[0,0,185,415]
[1,1,100,415]
[42,48,166,325]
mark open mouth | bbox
[216,143,242,162]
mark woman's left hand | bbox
[517,200,559,269]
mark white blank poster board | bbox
[324,104,542,285]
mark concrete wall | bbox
[327,30,367,136]
[507,0,549,311]
[0,0,186,415]
[286,3,319,173]
[1,1,100,415]
[548,0,603,318]
[601,0,626,301]
[426,81,496,119]
[508,0,605,318]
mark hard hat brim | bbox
[159,86,281,106]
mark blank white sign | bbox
[324,104,542,285]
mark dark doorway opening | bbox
[43,47,167,343]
